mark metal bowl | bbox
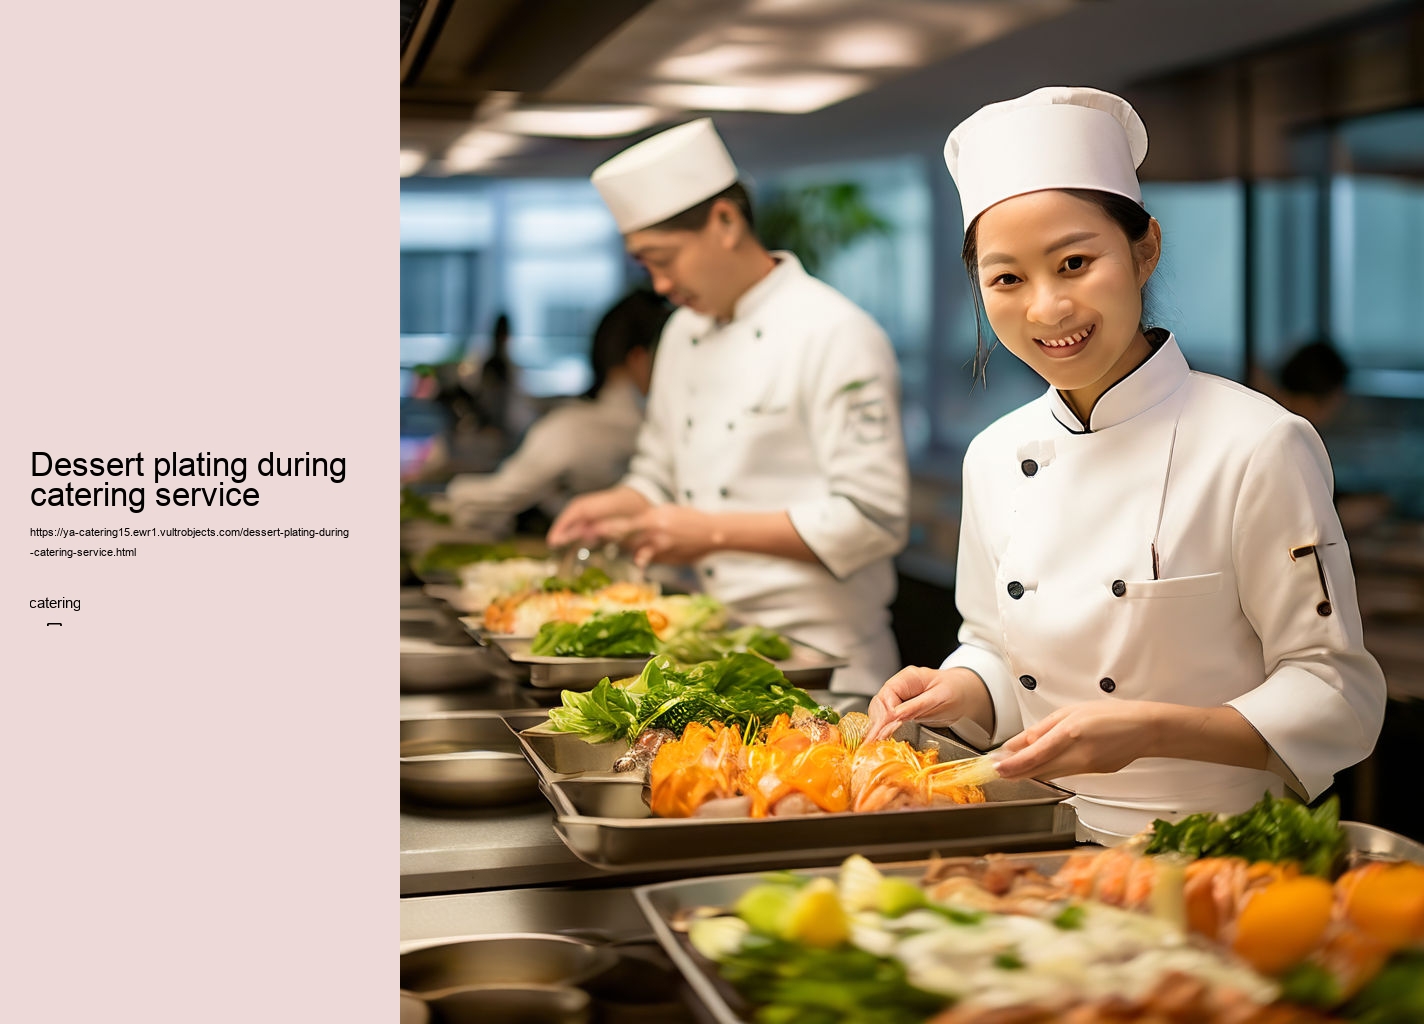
[399,990,430,1024]
[400,636,507,693]
[400,713,539,808]
[400,934,615,997]
[428,984,590,1024]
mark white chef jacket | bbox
[446,380,645,536]
[622,253,910,694]
[944,332,1386,840]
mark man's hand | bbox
[547,487,650,548]
[620,505,719,567]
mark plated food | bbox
[481,579,668,636]
[649,713,992,820]
[652,795,1424,1024]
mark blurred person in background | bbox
[1253,340,1392,533]
[1251,339,1350,431]
[474,313,517,442]
[445,291,670,537]
[866,87,1385,843]
[548,119,910,695]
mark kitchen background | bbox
[399,0,1424,835]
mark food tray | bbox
[635,853,1052,1024]
[483,636,849,690]
[634,824,1424,1024]
[536,725,1075,871]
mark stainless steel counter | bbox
[400,799,605,895]
[401,883,651,948]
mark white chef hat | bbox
[944,86,1148,230]
[590,118,740,234]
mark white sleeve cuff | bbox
[787,497,905,580]
[940,642,1023,747]
[1227,662,1376,800]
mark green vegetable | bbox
[1341,951,1424,1023]
[1279,962,1343,1009]
[399,487,449,524]
[1052,904,1086,930]
[993,951,1024,970]
[544,678,640,744]
[656,623,795,663]
[530,610,659,657]
[413,542,518,576]
[543,653,828,744]
[1143,792,1346,876]
[539,566,612,594]
[717,935,947,1024]
[736,884,800,937]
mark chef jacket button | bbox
[683,489,693,500]
[1099,677,1116,694]
[719,487,729,498]
[686,416,693,428]
[1007,581,1024,600]
[1021,459,1038,477]
[703,566,715,578]
[1019,675,1037,690]
[1111,580,1126,598]
[1317,601,1333,617]
[691,337,699,346]
[754,328,762,339]
[727,421,734,430]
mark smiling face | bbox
[972,190,1161,419]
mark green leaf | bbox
[529,610,659,657]
[1143,792,1346,875]
[544,676,640,743]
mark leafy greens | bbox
[414,541,519,576]
[530,610,660,657]
[539,566,612,594]
[1144,792,1346,876]
[545,653,837,743]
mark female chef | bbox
[866,87,1386,842]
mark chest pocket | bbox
[1117,572,1223,600]
[1100,571,1241,702]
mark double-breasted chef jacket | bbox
[944,331,1387,840]
[448,379,645,535]
[623,253,910,694]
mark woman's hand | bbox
[866,666,992,743]
[993,702,1161,780]
[994,702,1270,782]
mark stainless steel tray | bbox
[538,725,1075,871]
[636,853,1058,1024]
[485,637,849,690]
[515,723,628,782]
[512,698,873,785]
[634,823,1424,1024]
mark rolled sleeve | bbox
[786,319,909,578]
[1225,415,1387,799]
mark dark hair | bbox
[960,189,1154,385]
[1280,340,1348,397]
[643,182,756,234]
[587,290,672,398]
